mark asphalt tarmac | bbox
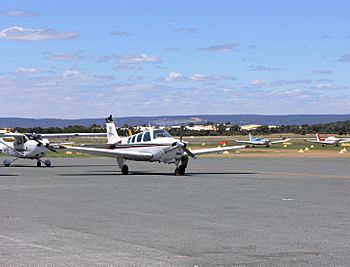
[0,156,350,266]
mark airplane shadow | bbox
[56,171,258,177]
[2,164,113,168]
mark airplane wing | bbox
[39,133,107,138]
[188,145,246,156]
[0,133,25,138]
[232,140,253,144]
[270,138,291,144]
[339,139,350,144]
[0,132,106,139]
[304,139,321,143]
[64,146,153,161]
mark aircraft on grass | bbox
[0,131,106,167]
[304,133,350,146]
[64,115,247,175]
[233,133,291,147]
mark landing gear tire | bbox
[174,165,186,176]
[36,161,42,167]
[44,160,51,167]
[3,160,11,167]
[121,164,129,175]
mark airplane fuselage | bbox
[0,139,49,159]
[113,134,183,164]
[249,138,270,145]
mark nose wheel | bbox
[174,165,186,176]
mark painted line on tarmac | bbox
[0,233,62,252]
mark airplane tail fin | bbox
[316,133,321,142]
[105,115,121,144]
[248,133,253,142]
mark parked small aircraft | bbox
[305,133,350,146]
[65,115,246,175]
[0,131,106,167]
[233,133,291,147]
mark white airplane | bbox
[0,131,106,167]
[233,133,291,147]
[65,115,246,175]
[305,133,350,146]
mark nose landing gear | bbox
[36,159,51,167]
[174,156,189,176]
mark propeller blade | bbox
[179,124,184,141]
[184,147,196,158]
[172,140,196,158]
[48,146,57,153]
[45,143,57,152]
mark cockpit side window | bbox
[153,129,172,139]
[143,131,151,142]
[137,133,142,142]
[127,137,131,144]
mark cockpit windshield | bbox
[153,129,172,139]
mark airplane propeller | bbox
[26,134,57,152]
[174,125,196,158]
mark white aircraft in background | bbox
[65,115,246,175]
[305,133,350,146]
[233,133,291,147]
[0,131,106,167]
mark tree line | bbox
[11,120,350,136]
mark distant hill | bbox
[1,114,350,128]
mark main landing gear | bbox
[174,156,189,176]
[3,159,14,167]
[121,164,129,175]
[36,159,51,167]
[117,158,129,175]
[3,158,51,167]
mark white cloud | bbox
[248,65,282,71]
[166,72,183,81]
[165,47,181,52]
[189,74,205,81]
[164,72,235,82]
[313,70,333,75]
[45,52,84,61]
[250,80,267,86]
[198,42,240,52]
[315,82,346,90]
[14,67,39,74]
[175,27,196,33]
[337,53,350,62]
[0,9,38,17]
[0,26,77,41]
[110,31,131,36]
[250,79,312,87]
[118,54,161,64]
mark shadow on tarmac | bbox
[56,171,258,177]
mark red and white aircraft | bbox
[305,133,350,146]
[65,115,246,175]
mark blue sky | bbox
[1,0,349,118]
